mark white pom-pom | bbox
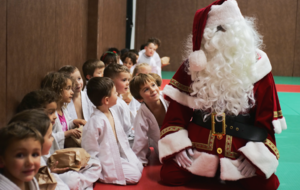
[189,50,207,71]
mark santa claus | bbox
[159,0,287,189]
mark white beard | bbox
[188,18,263,118]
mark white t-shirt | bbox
[137,50,161,77]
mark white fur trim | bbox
[189,50,207,71]
[158,129,192,162]
[186,151,219,177]
[239,142,278,179]
[272,119,282,134]
[206,0,244,28]
[252,49,272,83]
[279,117,287,130]
[220,157,255,181]
[162,84,197,109]
[272,117,287,134]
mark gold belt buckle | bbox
[211,113,226,140]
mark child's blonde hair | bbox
[132,63,151,77]
[129,73,156,100]
[149,73,162,87]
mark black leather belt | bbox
[191,110,267,142]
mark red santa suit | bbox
[158,1,287,190]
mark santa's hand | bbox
[174,148,194,168]
[237,155,256,177]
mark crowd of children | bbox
[0,37,170,190]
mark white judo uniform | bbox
[111,97,133,136]
[132,95,169,164]
[44,107,75,160]
[0,173,39,190]
[128,97,141,127]
[40,158,70,190]
[82,107,143,185]
[67,91,94,121]
[57,158,100,190]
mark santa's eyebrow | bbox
[217,25,226,32]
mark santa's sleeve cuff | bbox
[239,141,278,179]
[273,117,287,134]
[158,129,192,162]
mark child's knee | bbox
[125,169,142,184]
[59,171,80,190]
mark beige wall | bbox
[135,0,300,77]
[0,0,127,127]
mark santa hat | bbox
[189,0,244,72]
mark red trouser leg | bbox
[160,159,195,186]
[239,173,280,190]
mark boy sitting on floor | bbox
[82,77,143,185]
[130,74,169,166]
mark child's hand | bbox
[143,163,148,167]
[65,129,81,138]
[50,161,69,173]
[73,119,87,127]
[123,93,133,105]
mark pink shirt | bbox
[58,112,68,132]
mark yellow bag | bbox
[35,166,57,190]
[47,148,90,174]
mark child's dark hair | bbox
[9,109,51,137]
[121,48,129,56]
[82,59,105,80]
[146,37,161,47]
[140,43,147,50]
[129,49,139,56]
[100,51,118,66]
[0,122,44,156]
[107,48,120,55]
[130,73,156,100]
[103,63,130,79]
[41,71,72,100]
[87,77,114,107]
[58,65,78,76]
[149,73,162,87]
[121,52,137,65]
[17,89,58,113]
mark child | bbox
[82,59,105,92]
[0,122,43,190]
[121,52,137,73]
[108,47,121,64]
[132,63,152,76]
[137,37,162,77]
[9,109,70,190]
[41,72,85,154]
[58,65,93,121]
[130,74,169,165]
[100,51,118,67]
[103,64,133,137]
[17,89,58,125]
[83,77,143,185]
